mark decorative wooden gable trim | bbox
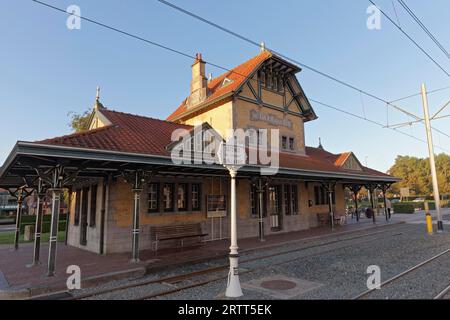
[335,152,364,171]
[235,57,317,122]
[89,109,112,130]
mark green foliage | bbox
[21,213,67,224]
[20,214,67,233]
[393,203,415,214]
[68,110,92,132]
[0,231,66,245]
[388,154,450,197]
[20,221,66,234]
[399,201,435,210]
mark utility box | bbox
[24,225,35,241]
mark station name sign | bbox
[250,109,292,129]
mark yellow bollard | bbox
[426,213,433,234]
[425,201,433,234]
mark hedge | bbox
[21,220,66,234]
[392,201,449,211]
[393,203,415,214]
[399,201,432,210]
[21,213,67,224]
[20,213,67,234]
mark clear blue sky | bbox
[0,0,449,172]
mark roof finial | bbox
[318,137,324,150]
[93,86,104,111]
[260,41,266,52]
[96,86,100,102]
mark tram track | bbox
[434,284,450,299]
[68,224,414,300]
[353,248,450,299]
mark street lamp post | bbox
[225,166,243,297]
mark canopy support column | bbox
[347,184,362,222]
[366,184,377,224]
[13,191,24,251]
[31,178,47,266]
[378,183,392,222]
[8,187,33,251]
[322,181,336,230]
[123,169,151,263]
[257,178,265,242]
[251,177,268,242]
[64,187,72,246]
[33,165,77,276]
[47,187,62,276]
[46,165,66,276]
[131,188,142,263]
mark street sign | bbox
[400,188,410,197]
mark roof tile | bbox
[37,109,192,157]
[36,110,390,178]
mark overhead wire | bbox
[31,0,450,152]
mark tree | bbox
[387,154,450,197]
[68,110,91,132]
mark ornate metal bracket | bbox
[377,182,392,193]
[321,180,337,193]
[34,165,81,189]
[250,176,270,192]
[8,186,34,200]
[122,169,153,190]
[346,184,362,194]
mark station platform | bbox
[0,214,413,299]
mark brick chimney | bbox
[188,53,207,108]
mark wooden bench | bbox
[333,214,346,226]
[150,223,208,251]
[317,213,346,227]
[317,213,329,227]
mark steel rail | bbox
[434,284,450,299]
[68,225,411,300]
[138,229,408,300]
[353,248,450,299]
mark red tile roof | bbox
[38,109,192,157]
[36,108,391,178]
[167,50,273,121]
[299,148,390,177]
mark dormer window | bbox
[259,68,284,93]
[260,70,265,86]
[221,77,233,87]
[279,77,284,92]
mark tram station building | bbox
[0,50,398,266]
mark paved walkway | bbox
[2,209,447,298]
[0,215,394,297]
[390,208,450,224]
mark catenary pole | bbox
[421,83,443,232]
